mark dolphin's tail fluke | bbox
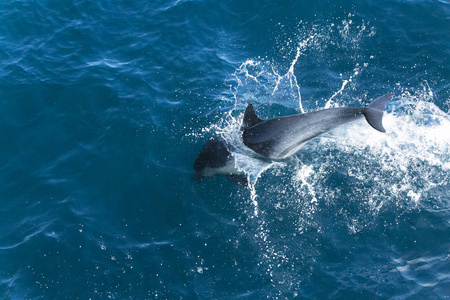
[362,93,394,132]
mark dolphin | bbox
[193,139,247,185]
[242,93,394,159]
[194,93,393,182]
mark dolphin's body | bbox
[242,94,393,159]
[194,93,393,182]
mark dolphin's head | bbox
[193,139,232,182]
[193,139,248,185]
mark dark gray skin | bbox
[242,94,394,159]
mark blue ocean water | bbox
[0,0,449,298]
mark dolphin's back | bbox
[241,94,393,159]
[243,107,364,159]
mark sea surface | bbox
[0,0,449,299]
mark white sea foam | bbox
[206,30,449,271]
[197,18,450,295]
[222,71,449,222]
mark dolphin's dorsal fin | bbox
[241,103,263,130]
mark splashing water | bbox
[222,63,449,219]
[202,19,449,290]
[215,19,449,216]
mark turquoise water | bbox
[0,0,449,298]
